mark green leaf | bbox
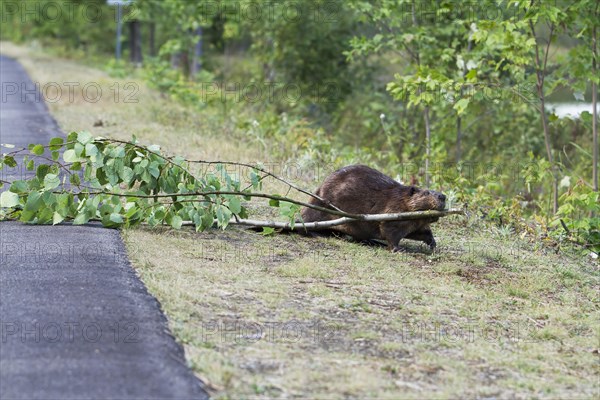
[170,215,183,229]
[77,131,93,145]
[111,147,126,158]
[141,170,152,183]
[31,144,44,156]
[3,155,17,168]
[148,162,160,178]
[228,197,242,214]
[201,210,214,230]
[63,149,79,163]
[41,191,56,206]
[85,143,99,159]
[280,201,300,219]
[43,173,60,190]
[24,191,42,212]
[67,131,78,142]
[26,159,35,170]
[0,191,20,208]
[26,177,42,191]
[454,98,470,115]
[20,210,36,222]
[216,205,232,228]
[36,164,50,180]
[269,199,280,207]
[69,173,81,186]
[49,137,64,151]
[73,212,89,225]
[154,208,166,221]
[125,202,139,218]
[99,203,113,216]
[53,211,65,225]
[74,143,84,156]
[119,166,134,182]
[57,192,71,208]
[10,180,28,193]
[260,227,276,236]
[109,213,124,224]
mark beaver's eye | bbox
[409,187,417,196]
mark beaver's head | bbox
[406,187,446,211]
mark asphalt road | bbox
[0,55,209,399]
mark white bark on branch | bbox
[181,208,464,230]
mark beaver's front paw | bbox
[428,238,437,251]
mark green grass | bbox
[2,41,599,399]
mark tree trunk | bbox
[457,39,472,164]
[181,51,190,76]
[424,106,431,187]
[537,90,559,214]
[592,19,598,192]
[129,20,143,66]
[530,20,558,214]
[190,27,203,79]
[456,114,462,163]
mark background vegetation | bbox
[6,0,595,252]
[1,2,597,257]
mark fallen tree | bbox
[0,134,462,230]
[193,209,464,231]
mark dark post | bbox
[129,19,143,66]
[190,27,203,78]
[116,3,123,60]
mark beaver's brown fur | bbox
[301,165,446,252]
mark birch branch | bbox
[181,208,464,230]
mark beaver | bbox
[301,165,446,252]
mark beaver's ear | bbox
[409,186,417,196]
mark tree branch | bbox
[181,209,465,231]
[101,138,344,212]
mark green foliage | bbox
[337,0,599,252]
[0,134,272,231]
[554,181,600,253]
[3,0,598,253]
[246,0,358,109]
[142,58,215,107]
[0,0,119,55]
[104,59,134,79]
